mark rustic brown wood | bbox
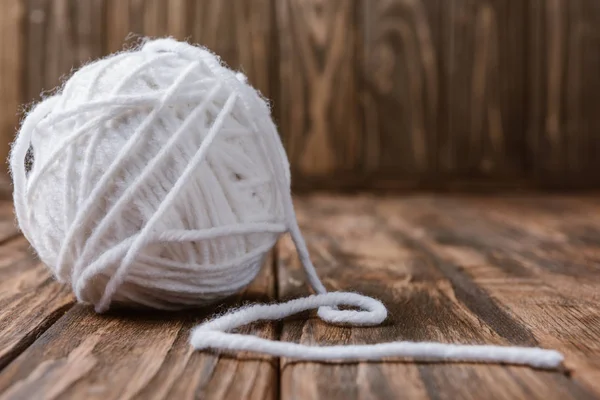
[277,0,362,181]
[375,194,600,397]
[0,0,24,181]
[0,235,74,371]
[106,0,180,53]
[528,0,600,188]
[2,194,600,397]
[0,202,19,244]
[438,0,528,182]
[2,0,600,190]
[1,0,600,190]
[105,0,275,99]
[277,194,599,399]
[104,0,128,53]
[24,0,105,103]
[190,0,275,99]
[0,253,278,400]
[0,200,74,372]
[361,0,441,180]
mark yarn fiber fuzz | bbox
[11,38,564,369]
[12,38,289,312]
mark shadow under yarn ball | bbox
[12,38,289,312]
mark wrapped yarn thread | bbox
[13,39,288,311]
[10,38,563,369]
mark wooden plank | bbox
[105,0,132,53]
[190,0,275,99]
[438,0,528,183]
[277,195,595,399]
[0,252,278,400]
[0,201,19,244]
[106,0,171,51]
[105,0,275,99]
[142,0,169,38]
[375,194,600,397]
[528,0,600,188]
[106,0,188,50]
[0,0,24,182]
[361,0,441,182]
[24,0,105,103]
[0,236,74,371]
[0,195,72,371]
[276,0,362,185]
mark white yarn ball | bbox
[11,38,292,312]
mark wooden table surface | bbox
[0,194,599,400]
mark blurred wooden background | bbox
[0,0,599,191]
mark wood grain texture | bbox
[277,0,363,184]
[277,194,599,399]
[2,0,600,190]
[376,194,600,397]
[362,0,441,180]
[105,0,174,52]
[190,0,275,99]
[105,0,275,99]
[0,202,19,244]
[24,0,105,103]
[0,201,74,371]
[528,0,600,188]
[0,236,74,371]
[2,194,600,397]
[0,253,278,400]
[438,0,528,182]
[0,0,24,180]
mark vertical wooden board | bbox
[277,195,587,399]
[105,0,132,53]
[361,0,441,182]
[438,0,527,183]
[105,0,192,52]
[24,0,105,103]
[277,0,362,186]
[189,0,275,100]
[0,0,24,182]
[376,195,600,396]
[0,253,278,400]
[105,0,275,99]
[141,0,169,38]
[528,0,600,188]
[105,0,173,51]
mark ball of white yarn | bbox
[11,38,292,312]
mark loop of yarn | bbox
[10,37,563,369]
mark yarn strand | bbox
[191,295,563,369]
[95,93,239,312]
